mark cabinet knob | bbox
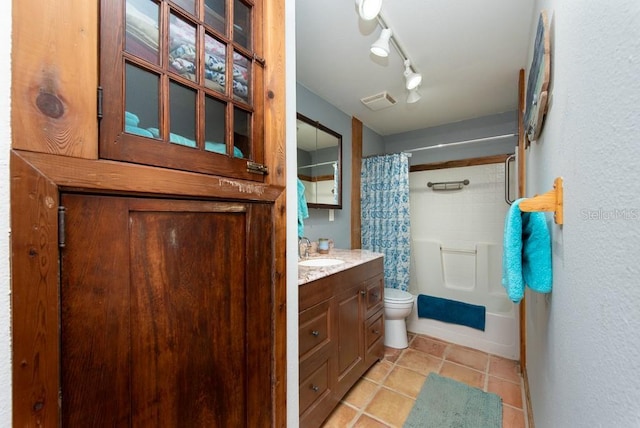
[360,290,366,296]
[372,329,380,335]
[311,385,320,392]
[311,330,320,337]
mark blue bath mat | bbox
[404,373,502,427]
[417,294,486,331]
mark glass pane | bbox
[125,0,159,64]
[233,107,250,159]
[204,33,226,94]
[233,0,251,49]
[232,51,250,103]
[204,96,228,155]
[125,63,159,138]
[169,13,197,82]
[171,0,195,15]
[169,81,197,148]
[205,0,226,34]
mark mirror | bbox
[296,113,342,209]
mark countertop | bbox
[298,249,384,286]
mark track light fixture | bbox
[403,59,422,90]
[355,0,382,21]
[371,28,392,57]
[406,88,421,104]
[356,6,423,103]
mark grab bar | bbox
[427,179,470,191]
[505,154,516,205]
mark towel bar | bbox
[519,177,563,225]
[441,247,476,255]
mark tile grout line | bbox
[334,333,526,428]
[347,347,405,428]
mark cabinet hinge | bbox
[247,161,268,175]
[253,53,266,66]
[58,206,66,249]
[97,86,103,119]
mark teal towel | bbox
[297,178,309,237]
[502,199,552,303]
[417,294,486,331]
[125,111,139,127]
[147,128,243,158]
[125,125,154,138]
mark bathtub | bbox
[406,239,519,360]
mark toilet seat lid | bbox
[384,288,413,302]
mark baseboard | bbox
[521,365,535,428]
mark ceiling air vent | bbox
[360,91,397,111]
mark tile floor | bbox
[321,333,528,428]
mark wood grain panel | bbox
[244,203,276,426]
[10,152,61,427]
[518,69,528,372]
[410,154,511,172]
[13,150,283,203]
[262,0,287,425]
[128,206,247,426]
[351,117,363,249]
[60,195,131,426]
[12,0,97,158]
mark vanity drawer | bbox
[363,273,384,319]
[299,299,331,359]
[365,310,384,365]
[299,360,331,417]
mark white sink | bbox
[299,258,346,268]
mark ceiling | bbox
[295,0,536,136]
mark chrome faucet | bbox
[298,236,311,259]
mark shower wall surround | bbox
[410,163,509,246]
[407,162,518,358]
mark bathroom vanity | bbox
[298,250,385,427]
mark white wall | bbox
[286,0,300,426]
[524,2,640,427]
[0,2,11,424]
[409,164,509,249]
[0,2,11,427]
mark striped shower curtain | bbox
[361,153,411,291]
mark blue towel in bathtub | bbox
[417,294,486,331]
[502,199,552,303]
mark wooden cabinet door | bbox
[100,0,266,181]
[334,286,364,398]
[60,193,272,427]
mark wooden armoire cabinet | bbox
[10,0,287,426]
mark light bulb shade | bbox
[404,66,422,90]
[371,28,392,57]
[407,88,421,104]
[356,0,382,20]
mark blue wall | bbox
[522,2,640,426]
[297,83,353,248]
[383,111,517,164]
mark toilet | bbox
[383,288,415,349]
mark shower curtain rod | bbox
[297,160,336,169]
[403,133,516,153]
[362,152,412,159]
